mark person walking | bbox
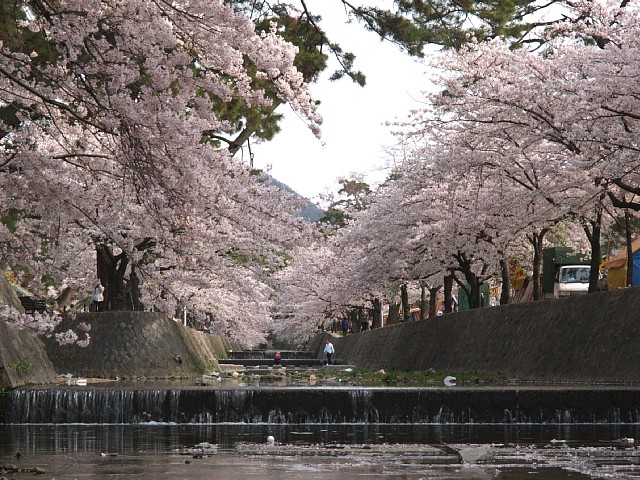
[341,318,349,336]
[323,339,335,365]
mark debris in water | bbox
[457,445,494,463]
[66,378,87,386]
[174,442,218,455]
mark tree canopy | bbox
[3,0,638,347]
[0,0,321,344]
[273,0,640,343]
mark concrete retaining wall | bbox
[311,287,640,383]
[43,312,238,379]
[0,320,59,389]
[0,273,237,386]
[0,277,58,389]
[4,273,640,387]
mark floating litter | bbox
[444,376,456,387]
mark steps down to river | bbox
[221,350,344,367]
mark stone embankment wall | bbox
[0,272,237,385]
[44,312,238,379]
[311,287,640,383]
[0,321,59,389]
[0,277,58,389]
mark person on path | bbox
[274,351,282,366]
[92,282,105,312]
[323,339,335,365]
[341,318,349,336]
[360,314,369,332]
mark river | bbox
[2,423,640,479]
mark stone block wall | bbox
[44,312,238,379]
[311,287,640,383]
[0,273,239,385]
[5,271,640,387]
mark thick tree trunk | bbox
[419,283,428,321]
[349,309,358,333]
[500,258,511,305]
[428,286,441,317]
[589,226,602,294]
[468,277,481,309]
[400,284,410,321]
[584,199,603,293]
[453,252,482,309]
[370,298,383,329]
[96,238,154,311]
[530,230,547,301]
[625,209,634,286]
[387,302,400,325]
[443,275,453,313]
[127,264,144,311]
[96,243,129,311]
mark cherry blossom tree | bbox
[386,0,640,300]
[0,0,321,345]
[272,242,342,344]
[272,0,640,343]
[276,147,531,341]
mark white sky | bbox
[247,1,433,204]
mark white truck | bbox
[553,264,591,298]
[542,247,591,299]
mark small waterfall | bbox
[213,389,249,423]
[349,389,379,423]
[9,389,184,423]
[5,387,640,425]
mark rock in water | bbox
[457,445,494,463]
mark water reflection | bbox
[2,424,639,479]
[2,423,640,455]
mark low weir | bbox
[4,387,640,424]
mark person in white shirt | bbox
[323,339,335,365]
[92,282,105,312]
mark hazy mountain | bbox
[267,177,325,223]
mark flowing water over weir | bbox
[4,386,640,424]
[5,388,640,479]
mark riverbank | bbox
[3,276,640,388]
[310,287,640,384]
[42,311,238,380]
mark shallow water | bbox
[0,451,594,479]
[1,424,639,479]
[4,423,640,450]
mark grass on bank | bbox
[297,368,508,387]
